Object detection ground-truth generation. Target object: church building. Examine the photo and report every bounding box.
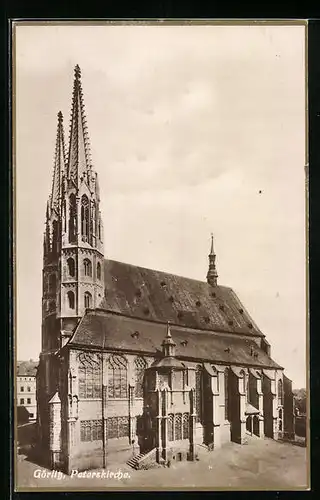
[36,65,294,474]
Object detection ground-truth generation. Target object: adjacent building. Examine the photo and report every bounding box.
[36,65,295,474]
[17,360,38,423]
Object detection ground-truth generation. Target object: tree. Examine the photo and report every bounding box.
[293,388,307,415]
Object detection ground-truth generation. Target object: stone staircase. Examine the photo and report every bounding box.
[126,452,147,469]
[126,448,158,470]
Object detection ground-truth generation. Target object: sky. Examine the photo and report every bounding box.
[15,23,307,388]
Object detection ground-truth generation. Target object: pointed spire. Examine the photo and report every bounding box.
[67,65,92,186]
[207,233,218,287]
[51,111,66,212]
[162,321,176,357]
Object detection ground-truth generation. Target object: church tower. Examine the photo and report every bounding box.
[38,66,105,454]
[41,64,105,359]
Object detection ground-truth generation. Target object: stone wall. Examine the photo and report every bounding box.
[53,346,285,473]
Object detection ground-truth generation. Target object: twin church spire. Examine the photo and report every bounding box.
[42,65,104,333]
[50,111,66,214]
[46,65,218,289]
[49,64,94,213]
[45,64,103,255]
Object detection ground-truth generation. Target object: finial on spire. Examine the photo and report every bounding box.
[57,111,63,123]
[166,321,172,338]
[74,64,81,80]
[207,233,218,287]
[210,233,214,255]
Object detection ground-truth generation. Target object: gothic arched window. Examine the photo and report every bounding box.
[67,291,75,309]
[182,413,189,439]
[63,199,67,233]
[168,414,174,441]
[195,366,203,423]
[97,262,101,280]
[107,355,128,399]
[134,357,147,398]
[81,195,90,241]
[67,257,75,277]
[278,379,283,406]
[175,413,182,440]
[91,200,96,238]
[83,258,92,277]
[79,358,102,399]
[69,194,77,243]
[84,291,92,309]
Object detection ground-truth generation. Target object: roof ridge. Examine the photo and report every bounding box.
[105,258,232,290]
[86,307,264,338]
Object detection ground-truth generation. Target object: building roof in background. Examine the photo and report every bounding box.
[102,259,263,337]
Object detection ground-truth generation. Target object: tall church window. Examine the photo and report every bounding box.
[97,262,101,280]
[107,355,128,399]
[134,356,147,398]
[83,258,92,277]
[278,410,283,432]
[168,414,174,441]
[84,291,92,309]
[182,413,189,439]
[248,373,259,409]
[81,195,90,241]
[278,379,283,406]
[68,194,77,243]
[224,368,229,421]
[67,291,75,309]
[195,366,203,423]
[67,257,75,277]
[91,200,96,239]
[79,358,102,399]
[175,413,182,440]
[63,199,66,233]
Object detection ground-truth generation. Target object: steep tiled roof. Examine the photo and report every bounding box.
[69,310,282,370]
[17,360,38,377]
[102,259,262,337]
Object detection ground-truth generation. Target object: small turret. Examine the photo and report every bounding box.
[206,233,218,287]
[162,322,176,357]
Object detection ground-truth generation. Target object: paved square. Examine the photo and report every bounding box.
[16,436,308,491]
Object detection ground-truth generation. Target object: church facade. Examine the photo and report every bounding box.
[36,66,294,474]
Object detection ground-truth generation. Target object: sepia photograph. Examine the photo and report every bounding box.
[13,20,308,491]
